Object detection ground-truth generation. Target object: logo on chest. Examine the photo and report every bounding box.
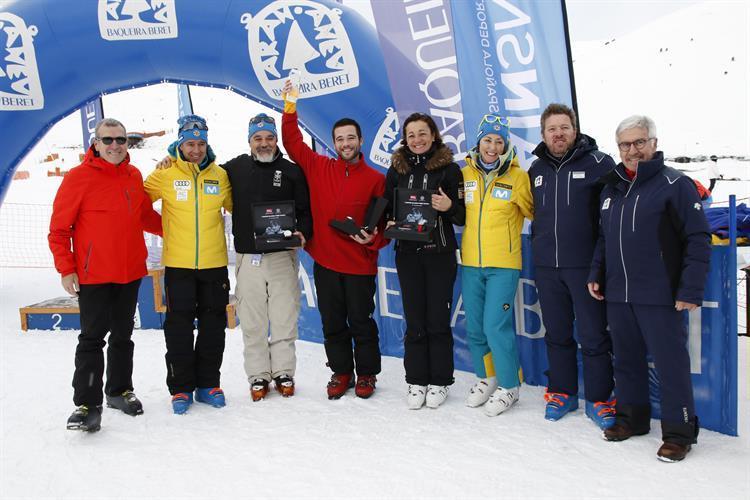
[273,170,282,187]
[491,182,512,200]
[602,198,611,210]
[204,179,219,195]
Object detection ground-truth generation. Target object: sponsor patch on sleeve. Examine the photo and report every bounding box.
[602,197,611,210]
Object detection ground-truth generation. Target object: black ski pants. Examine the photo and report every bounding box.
[396,251,456,386]
[73,279,141,406]
[163,267,229,395]
[313,263,381,376]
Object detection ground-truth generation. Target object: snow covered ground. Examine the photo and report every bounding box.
[1,266,748,499]
[2,1,750,498]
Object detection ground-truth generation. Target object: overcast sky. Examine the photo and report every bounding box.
[344,0,703,42]
[565,0,701,41]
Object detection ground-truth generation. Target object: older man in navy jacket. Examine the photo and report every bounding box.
[528,104,616,429]
[588,115,711,462]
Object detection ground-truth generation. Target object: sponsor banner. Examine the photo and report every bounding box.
[0,11,44,111]
[240,0,359,101]
[98,0,178,41]
[79,98,103,149]
[306,238,739,435]
[370,1,466,166]
[450,0,574,168]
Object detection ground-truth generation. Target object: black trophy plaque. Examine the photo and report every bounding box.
[384,188,437,242]
[329,197,388,236]
[252,200,301,251]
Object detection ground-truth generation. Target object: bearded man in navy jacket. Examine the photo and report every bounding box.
[587,115,710,463]
[528,104,616,429]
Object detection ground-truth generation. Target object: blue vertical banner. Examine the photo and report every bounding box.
[370,0,467,165]
[176,84,193,117]
[450,0,574,167]
[79,97,103,149]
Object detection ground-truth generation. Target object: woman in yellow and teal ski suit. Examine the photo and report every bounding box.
[461,115,533,416]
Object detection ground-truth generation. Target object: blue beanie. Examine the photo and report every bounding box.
[476,114,510,146]
[248,113,277,140]
[177,114,208,145]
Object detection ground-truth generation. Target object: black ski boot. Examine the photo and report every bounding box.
[106,390,144,416]
[66,405,102,432]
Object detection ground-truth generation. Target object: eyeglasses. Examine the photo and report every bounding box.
[249,115,275,125]
[481,114,510,127]
[97,136,127,145]
[617,138,653,152]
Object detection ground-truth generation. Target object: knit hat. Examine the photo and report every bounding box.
[476,114,510,146]
[248,113,277,140]
[177,114,208,145]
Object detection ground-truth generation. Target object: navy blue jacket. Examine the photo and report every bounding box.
[588,152,711,306]
[528,134,615,268]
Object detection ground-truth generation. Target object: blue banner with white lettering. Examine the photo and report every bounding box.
[78,97,103,149]
[296,238,738,436]
[450,0,574,167]
[370,1,467,166]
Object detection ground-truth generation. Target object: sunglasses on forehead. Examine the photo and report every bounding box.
[481,114,510,127]
[249,115,275,125]
[179,121,208,132]
[97,136,127,145]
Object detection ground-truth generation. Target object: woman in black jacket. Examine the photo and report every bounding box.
[384,112,465,409]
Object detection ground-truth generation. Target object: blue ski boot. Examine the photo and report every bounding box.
[195,387,226,408]
[544,391,579,421]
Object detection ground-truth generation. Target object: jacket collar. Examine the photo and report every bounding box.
[466,146,517,179]
[390,144,454,175]
[602,151,665,190]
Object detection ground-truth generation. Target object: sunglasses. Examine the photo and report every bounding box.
[97,136,127,145]
[481,114,510,127]
[249,115,275,125]
[179,121,208,132]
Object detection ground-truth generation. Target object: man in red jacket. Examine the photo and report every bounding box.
[281,81,387,399]
[49,118,162,432]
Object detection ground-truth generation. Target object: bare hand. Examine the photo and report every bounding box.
[386,220,396,229]
[351,226,378,245]
[155,156,171,170]
[675,300,698,311]
[293,230,306,248]
[431,187,452,212]
[62,273,79,296]
[587,282,604,301]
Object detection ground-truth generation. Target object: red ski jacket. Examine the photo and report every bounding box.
[48,146,162,284]
[282,111,386,275]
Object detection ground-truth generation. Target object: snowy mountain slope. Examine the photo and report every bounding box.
[572,1,749,158]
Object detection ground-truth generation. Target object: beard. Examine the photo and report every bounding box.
[255,151,275,163]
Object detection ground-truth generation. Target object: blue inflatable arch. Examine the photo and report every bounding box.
[0,0,396,203]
